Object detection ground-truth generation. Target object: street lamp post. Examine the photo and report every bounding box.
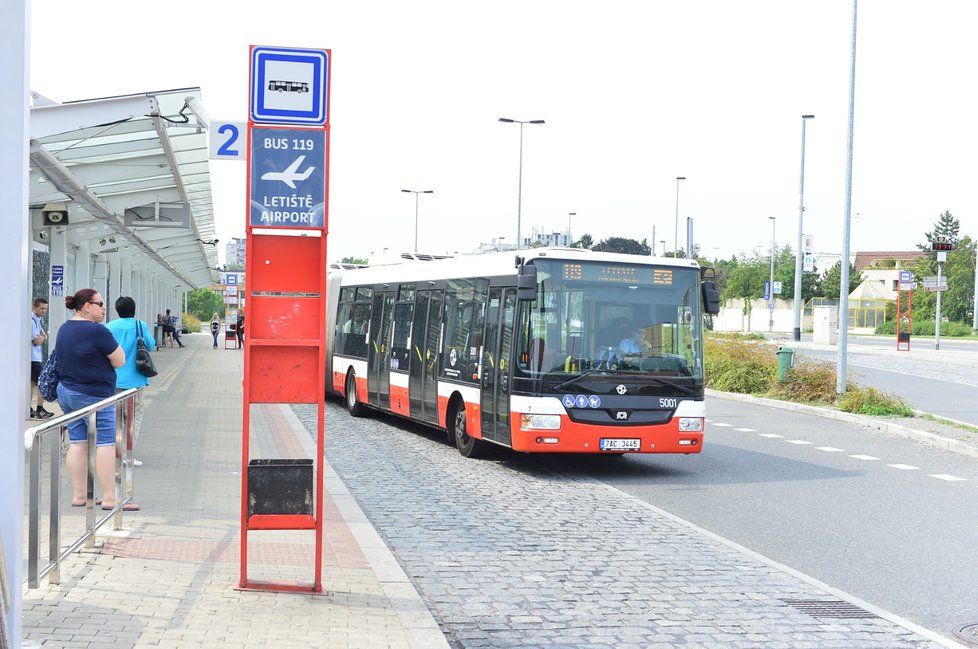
[769,217,776,332]
[793,114,815,342]
[837,0,858,395]
[674,176,686,256]
[401,189,434,254]
[499,118,545,250]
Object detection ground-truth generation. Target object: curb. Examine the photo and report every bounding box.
[785,341,978,369]
[706,389,978,461]
[279,405,451,649]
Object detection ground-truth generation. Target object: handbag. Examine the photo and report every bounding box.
[135,321,158,378]
[37,349,60,402]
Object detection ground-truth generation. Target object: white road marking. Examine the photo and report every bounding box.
[712,423,733,427]
[816,447,845,452]
[848,455,880,461]
[887,464,919,471]
[735,427,756,432]
[928,474,967,482]
[785,440,813,445]
[758,433,783,438]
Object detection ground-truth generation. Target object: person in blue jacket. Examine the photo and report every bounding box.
[106,296,156,508]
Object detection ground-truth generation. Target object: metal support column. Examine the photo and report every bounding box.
[0,0,30,642]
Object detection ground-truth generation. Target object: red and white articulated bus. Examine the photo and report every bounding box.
[324,249,721,458]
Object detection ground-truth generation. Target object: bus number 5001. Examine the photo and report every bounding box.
[659,398,678,409]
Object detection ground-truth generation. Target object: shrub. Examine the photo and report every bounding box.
[876,319,973,337]
[182,312,202,333]
[768,358,838,405]
[707,331,767,341]
[704,338,776,394]
[838,386,913,417]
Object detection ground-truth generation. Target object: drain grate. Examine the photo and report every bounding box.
[782,599,879,619]
[954,623,978,647]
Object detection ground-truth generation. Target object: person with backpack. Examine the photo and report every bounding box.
[106,296,156,488]
[210,312,221,349]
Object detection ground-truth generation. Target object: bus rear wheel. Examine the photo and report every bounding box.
[346,373,366,417]
[453,403,486,459]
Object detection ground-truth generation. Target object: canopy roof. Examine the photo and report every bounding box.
[849,278,894,301]
[29,88,217,287]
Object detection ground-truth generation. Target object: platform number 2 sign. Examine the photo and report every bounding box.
[208,121,247,161]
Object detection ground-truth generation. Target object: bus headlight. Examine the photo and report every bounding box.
[678,417,704,432]
[521,414,561,430]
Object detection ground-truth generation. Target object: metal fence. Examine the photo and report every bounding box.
[23,388,141,589]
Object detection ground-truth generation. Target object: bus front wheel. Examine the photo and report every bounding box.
[346,373,366,417]
[453,403,486,459]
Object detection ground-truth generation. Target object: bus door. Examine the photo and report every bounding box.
[480,288,516,445]
[368,291,395,408]
[409,290,443,424]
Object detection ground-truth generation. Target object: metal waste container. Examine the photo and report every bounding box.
[776,347,794,382]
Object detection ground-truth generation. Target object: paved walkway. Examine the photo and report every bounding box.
[21,333,447,648]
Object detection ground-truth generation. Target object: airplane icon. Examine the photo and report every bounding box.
[261,155,315,189]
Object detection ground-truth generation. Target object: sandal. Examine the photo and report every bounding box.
[71,498,103,507]
[101,502,140,512]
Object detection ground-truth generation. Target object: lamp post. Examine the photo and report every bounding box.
[769,217,776,332]
[793,114,815,342]
[674,176,686,256]
[400,189,434,254]
[837,0,858,395]
[499,118,545,250]
[972,247,977,333]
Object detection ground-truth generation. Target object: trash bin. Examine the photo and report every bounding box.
[898,331,910,344]
[247,459,314,516]
[776,346,794,382]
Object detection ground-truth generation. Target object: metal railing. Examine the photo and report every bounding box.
[23,388,141,589]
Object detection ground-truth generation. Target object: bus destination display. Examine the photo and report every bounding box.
[561,263,673,286]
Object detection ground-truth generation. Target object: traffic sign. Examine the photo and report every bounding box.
[250,46,329,125]
[250,126,327,229]
[209,121,247,160]
[922,276,948,292]
[50,264,64,297]
[899,270,912,282]
[803,252,814,273]
[772,281,782,295]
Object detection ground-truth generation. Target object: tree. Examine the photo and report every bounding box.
[571,233,593,249]
[723,256,769,301]
[817,261,862,300]
[187,288,225,321]
[919,210,960,252]
[340,256,368,265]
[910,235,975,323]
[225,262,245,271]
[591,237,650,255]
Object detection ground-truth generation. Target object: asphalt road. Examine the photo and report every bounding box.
[548,398,978,638]
[796,348,978,426]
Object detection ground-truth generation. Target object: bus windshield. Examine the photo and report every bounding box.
[515,259,704,383]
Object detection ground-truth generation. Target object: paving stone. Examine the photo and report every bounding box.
[293,400,946,648]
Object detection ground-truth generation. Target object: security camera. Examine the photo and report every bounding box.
[37,230,49,241]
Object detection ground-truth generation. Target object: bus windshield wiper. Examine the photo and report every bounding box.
[640,376,697,396]
[552,368,609,392]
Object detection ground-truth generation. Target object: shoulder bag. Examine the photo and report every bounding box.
[135,321,158,378]
[37,349,60,402]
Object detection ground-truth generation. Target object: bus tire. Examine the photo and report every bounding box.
[346,373,366,417]
[452,401,487,459]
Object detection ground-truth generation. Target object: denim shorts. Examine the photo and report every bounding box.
[57,384,117,446]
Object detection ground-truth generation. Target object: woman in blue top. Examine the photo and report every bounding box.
[106,296,156,506]
[57,288,125,509]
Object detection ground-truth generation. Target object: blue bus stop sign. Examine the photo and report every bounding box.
[250,127,326,229]
[250,46,329,125]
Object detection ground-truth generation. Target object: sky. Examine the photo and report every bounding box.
[29,0,978,266]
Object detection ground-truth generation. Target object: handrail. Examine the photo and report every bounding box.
[23,388,141,589]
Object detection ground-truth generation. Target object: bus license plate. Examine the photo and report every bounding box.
[600,438,640,451]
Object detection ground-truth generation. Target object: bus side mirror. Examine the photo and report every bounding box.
[701,281,721,315]
[517,264,538,301]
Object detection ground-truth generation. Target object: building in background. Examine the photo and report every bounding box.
[225,237,246,267]
[854,250,925,294]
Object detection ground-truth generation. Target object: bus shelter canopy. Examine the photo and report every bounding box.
[28,88,217,288]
